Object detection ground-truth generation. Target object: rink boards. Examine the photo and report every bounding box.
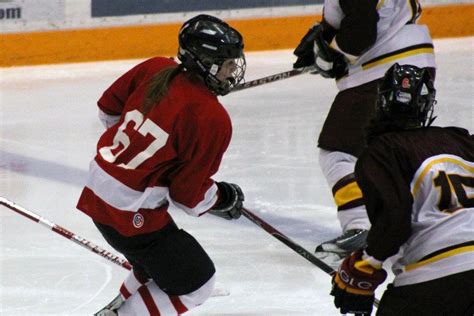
[1,1,473,66]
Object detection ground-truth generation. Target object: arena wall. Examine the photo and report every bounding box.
[1,0,473,67]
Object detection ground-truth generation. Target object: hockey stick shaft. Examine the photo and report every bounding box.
[242,207,334,274]
[232,66,315,92]
[0,196,132,270]
[241,207,380,307]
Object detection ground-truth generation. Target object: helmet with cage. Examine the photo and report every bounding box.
[376,63,436,129]
[177,14,246,95]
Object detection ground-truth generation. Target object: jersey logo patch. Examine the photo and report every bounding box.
[133,213,145,228]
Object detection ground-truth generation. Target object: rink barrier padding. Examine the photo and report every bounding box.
[90,0,320,17]
[1,3,473,67]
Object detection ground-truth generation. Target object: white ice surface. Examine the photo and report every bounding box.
[0,37,473,315]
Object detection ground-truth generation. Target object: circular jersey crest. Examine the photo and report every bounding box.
[133,213,145,228]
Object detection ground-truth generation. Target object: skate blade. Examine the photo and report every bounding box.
[314,252,344,271]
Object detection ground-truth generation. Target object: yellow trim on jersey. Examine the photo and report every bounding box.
[376,0,385,10]
[333,273,373,296]
[334,182,363,207]
[412,157,474,196]
[405,245,474,272]
[362,47,434,70]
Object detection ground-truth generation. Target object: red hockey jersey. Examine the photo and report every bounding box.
[77,57,232,236]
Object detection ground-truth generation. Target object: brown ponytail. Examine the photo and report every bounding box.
[142,64,183,114]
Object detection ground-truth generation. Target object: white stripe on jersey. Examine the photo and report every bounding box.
[85,159,217,217]
[393,245,474,286]
[86,159,168,212]
[167,184,218,217]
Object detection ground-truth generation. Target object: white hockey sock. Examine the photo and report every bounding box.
[118,274,216,316]
[120,269,150,300]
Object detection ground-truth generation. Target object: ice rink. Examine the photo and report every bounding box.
[0,37,472,315]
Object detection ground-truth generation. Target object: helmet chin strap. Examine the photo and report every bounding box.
[205,74,232,96]
[208,63,220,75]
[180,47,233,95]
[425,107,437,127]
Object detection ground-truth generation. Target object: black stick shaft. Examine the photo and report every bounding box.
[241,207,380,307]
[242,207,334,274]
[232,67,315,92]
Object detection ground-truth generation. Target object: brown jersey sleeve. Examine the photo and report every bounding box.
[333,0,379,56]
[355,136,414,260]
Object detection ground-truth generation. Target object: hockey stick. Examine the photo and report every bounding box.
[0,196,230,297]
[232,66,316,92]
[0,196,132,270]
[241,207,334,274]
[241,207,380,307]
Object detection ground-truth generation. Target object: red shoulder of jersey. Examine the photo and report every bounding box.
[143,74,232,209]
[97,57,177,115]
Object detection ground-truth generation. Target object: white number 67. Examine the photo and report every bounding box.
[99,109,169,169]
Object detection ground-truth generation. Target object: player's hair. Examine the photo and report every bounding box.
[142,65,182,114]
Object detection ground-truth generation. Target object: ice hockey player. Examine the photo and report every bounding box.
[330,63,474,315]
[76,14,246,315]
[293,0,436,267]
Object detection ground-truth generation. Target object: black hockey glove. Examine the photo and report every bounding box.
[314,27,348,79]
[293,23,321,71]
[331,250,387,315]
[208,182,244,220]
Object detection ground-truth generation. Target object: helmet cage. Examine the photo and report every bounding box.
[178,15,246,95]
[377,63,436,129]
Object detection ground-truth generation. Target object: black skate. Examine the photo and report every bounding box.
[315,229,368,270]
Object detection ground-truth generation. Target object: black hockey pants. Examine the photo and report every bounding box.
[94,220,216,296]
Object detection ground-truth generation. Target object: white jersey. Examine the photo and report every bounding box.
[392,155,474,286]
[355,127,474,287]
[324,0,436,91]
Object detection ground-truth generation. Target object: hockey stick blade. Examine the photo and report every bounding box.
[232,66,316,93]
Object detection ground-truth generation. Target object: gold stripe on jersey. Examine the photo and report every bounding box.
[361,44,434,71]
[405,245,474,272]
[412,156,474,196]
[376,0,385,10]
[332,174,364,211]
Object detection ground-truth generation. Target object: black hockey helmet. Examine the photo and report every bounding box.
[376,63,436,129]
[177,14,246,95]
